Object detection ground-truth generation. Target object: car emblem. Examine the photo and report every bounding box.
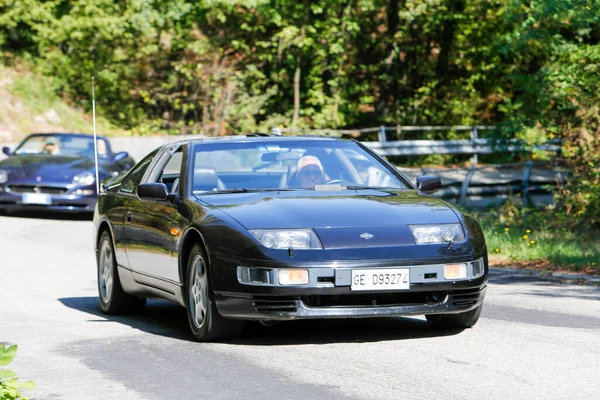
[36,176,42,182]
[360,232,374,240]
[33,186,41,193]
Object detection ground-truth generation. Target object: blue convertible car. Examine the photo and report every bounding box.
[0,133,134,213]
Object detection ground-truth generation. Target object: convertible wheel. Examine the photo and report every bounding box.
[186,244,244,342]
[426,304,483,329]
[97,231,146,314]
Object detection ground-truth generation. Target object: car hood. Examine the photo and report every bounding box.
[0,154,99,184]
[199,190,461,248]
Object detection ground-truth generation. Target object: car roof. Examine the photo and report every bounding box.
[163,133,344,149]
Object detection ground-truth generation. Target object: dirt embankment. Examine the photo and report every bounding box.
[0,64,119,147]
[1,70,71,145]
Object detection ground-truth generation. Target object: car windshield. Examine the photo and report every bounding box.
[13,135,110,159]
[191,139,408,194]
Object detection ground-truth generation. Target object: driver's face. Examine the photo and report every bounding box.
[298,165,323,188]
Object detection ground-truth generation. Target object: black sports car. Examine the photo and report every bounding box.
[0,133,134,213]
[93,134,488,341]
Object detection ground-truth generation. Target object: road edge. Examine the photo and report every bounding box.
[490,267,600,286]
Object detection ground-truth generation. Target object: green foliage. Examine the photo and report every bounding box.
[0,0,512,133]
[0,0,598,224]
[0,344,35,400]
[495,0,600,225]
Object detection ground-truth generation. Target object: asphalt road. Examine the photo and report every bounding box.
[1,213,599,400]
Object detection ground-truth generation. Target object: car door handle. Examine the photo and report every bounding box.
[125,212,133,223]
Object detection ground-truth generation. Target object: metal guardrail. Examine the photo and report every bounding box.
[414,161,570,208]
[432,161,569,207]
[276,125,567,208]
[277,125,562,164]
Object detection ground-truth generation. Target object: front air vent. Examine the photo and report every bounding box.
[301,292,432,308]
[450,288,481,306]
[54,203,89,208]
[253,297,298,313]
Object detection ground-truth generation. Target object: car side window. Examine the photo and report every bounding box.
[146,149,183,194]
[119,150,158,194]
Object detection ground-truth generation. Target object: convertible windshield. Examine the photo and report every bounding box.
[191,139,407,193]
[14,134,110,159]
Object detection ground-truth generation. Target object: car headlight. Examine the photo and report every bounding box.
[409,224,465,244]
[250,229,323,250]
[0,169,7,184]
[72,172,95,186]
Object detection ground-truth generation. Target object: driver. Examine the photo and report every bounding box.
[43,140,60,155]
[296,155,325,188]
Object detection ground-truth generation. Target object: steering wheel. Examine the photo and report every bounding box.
[325,179,349,185]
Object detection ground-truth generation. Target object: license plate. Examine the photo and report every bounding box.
[351,268,410,291]
[22,193,52,205]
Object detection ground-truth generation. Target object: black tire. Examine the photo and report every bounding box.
[185,243,244,342]
[426,304,483,329]
[97,231,146,314]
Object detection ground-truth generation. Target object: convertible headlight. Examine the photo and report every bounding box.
[0,169,7,184]
[409,224,465,244]
[72,172,95,186]
[250,229,322,250]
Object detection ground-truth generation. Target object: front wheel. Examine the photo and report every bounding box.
[185,244,244,342]
[426,304,483,329]
[97,231,146,314]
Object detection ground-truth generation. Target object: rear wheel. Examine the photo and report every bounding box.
[185,244,244,342]
[426,304,483,329]
[97,231,146,314]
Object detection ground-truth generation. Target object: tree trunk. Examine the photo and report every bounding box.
[377,0,401,117]
[292,57,301,128]
[436,0,464,78]
[292,0,310,129]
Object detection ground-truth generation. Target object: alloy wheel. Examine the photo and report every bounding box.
[189,255,209,329]
[98,240,113,303]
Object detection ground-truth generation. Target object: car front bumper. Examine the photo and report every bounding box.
[211,254,488,321]
[216,285,486,320]
[0,189,96,213]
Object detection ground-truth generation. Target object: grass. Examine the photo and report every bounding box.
[473,205,600,275]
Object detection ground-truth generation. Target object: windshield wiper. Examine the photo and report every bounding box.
[196,188,250,195]
[343,185,401,191]
[195,188,304,196]
[310,184,375,190]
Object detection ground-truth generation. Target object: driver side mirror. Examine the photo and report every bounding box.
[2,146,11,156]
[112,151,129,163]
[138,183,169,202]
[416,176,442,194]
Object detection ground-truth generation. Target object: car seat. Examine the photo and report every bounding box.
[170,177,180,194]
[193,167,226,192]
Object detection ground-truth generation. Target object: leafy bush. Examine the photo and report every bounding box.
[0,344,35,400]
